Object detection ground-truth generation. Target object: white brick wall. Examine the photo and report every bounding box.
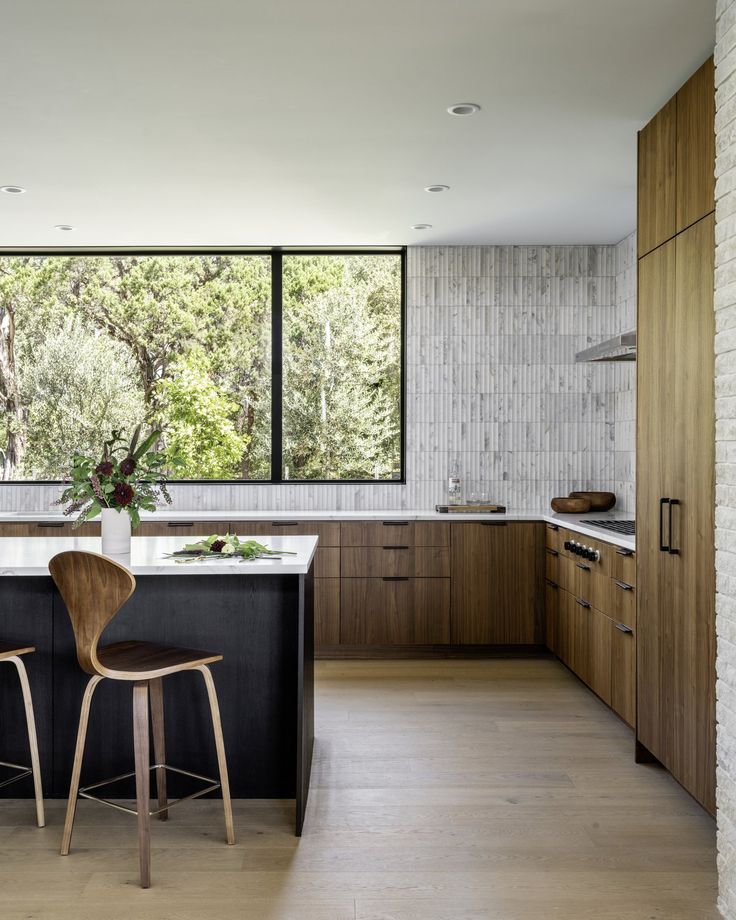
[0,244,636,514]
[717,2,736,917]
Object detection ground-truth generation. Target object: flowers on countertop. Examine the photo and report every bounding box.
[169,533,297,563]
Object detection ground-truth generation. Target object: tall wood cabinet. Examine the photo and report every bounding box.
[636,57,716,813]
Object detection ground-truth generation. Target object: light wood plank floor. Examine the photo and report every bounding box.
[0,659,719,919]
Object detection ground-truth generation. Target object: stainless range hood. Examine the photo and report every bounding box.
[575,330,636,363]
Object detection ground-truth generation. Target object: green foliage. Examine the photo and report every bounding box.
[0,253,401,483]
[156,353,249,479]
[171,533,297,562]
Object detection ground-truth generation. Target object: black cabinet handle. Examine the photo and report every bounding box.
[616,547,634,557]
[383,521,409,526]
[575,598,591,608]
[546,579,558,589]
[272,521,299,527]
[168,521,193,527]
[659,498,670,552]
[575,562,590,571]
[37,521,64,528]
[480,521,507,526]
[615,623,633,634]
[668,499,680,555]
[548,524,559,531]
[383,545,409,550]
[546,548,559,557]
[382,576,409,582]
[614,580,634,591]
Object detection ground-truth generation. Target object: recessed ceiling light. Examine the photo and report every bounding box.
[447,103,481,116]
[425,185,450,193]
[411,223,432,230]
[53,224,75,231]
[1,185,26,194]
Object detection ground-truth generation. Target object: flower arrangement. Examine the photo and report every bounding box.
[58,426,179,529]
[169,533,297,563]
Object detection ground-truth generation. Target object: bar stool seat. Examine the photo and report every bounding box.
[97,641,222,679]
[49,549,235,889]
[0,642,45,828]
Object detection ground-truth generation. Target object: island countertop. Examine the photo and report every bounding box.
[0,534,318,577]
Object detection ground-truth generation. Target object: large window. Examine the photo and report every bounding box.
[0,250,404,482]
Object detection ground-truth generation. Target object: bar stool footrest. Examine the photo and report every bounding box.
[0,760,33,790]
[79,763,221,816]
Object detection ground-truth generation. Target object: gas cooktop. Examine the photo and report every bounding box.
[588,519,635,536]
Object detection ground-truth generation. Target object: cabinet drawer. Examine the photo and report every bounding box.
[341,521,414,546]
[341,546,449,578]
[556,555,575,594]
[315,579,340,647]
[611,620,636,727]
[546,524,562,553]
[545,579,559,655]
[612,548,636,587]
[0,521,100,537]
[134,520,225,537]
[415,522,450,546]
[545,547,560,582]
[560,533,613,578]
[610,577,635,629]
[340,577,450,645]
[314,547,340,578]
[572,563,611,612]
[231,520,340,545]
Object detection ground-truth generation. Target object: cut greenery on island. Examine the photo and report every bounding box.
[167,534,298,563]
[58,426,181,528]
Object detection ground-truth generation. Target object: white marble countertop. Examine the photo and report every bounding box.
[0,509,636,551]
[0,535,318,577]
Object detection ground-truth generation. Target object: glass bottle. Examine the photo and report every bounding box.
[448,458,462,506]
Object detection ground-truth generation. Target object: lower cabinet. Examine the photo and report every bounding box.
[340,577,450,646]
[611,621,636,727]
[315,579,340,646]
[450,522,544,644]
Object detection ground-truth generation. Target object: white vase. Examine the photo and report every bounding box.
[101,508,132,555]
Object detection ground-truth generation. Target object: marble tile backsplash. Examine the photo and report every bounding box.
[0,241,636,514]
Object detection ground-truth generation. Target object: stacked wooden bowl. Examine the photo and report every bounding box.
[550,491,616,513]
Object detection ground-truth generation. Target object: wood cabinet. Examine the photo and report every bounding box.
[636,55,716,814]
[637,56,714,259]
[340,577,450,645]
[638,96,676,257]
[637,213,716,812]
[134,520,225,537]
[0,521,100,537]
[676,57,715,234]
[315,578,340,646]
[450,522,543,645]
[612,621,636,727]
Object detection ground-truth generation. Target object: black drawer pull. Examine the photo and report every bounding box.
[383,521,409,526]
[615,623,633,634]
[615,547,634,557]
[37,521,64,528]
[480,521,507,526]
[382,576,409,582]
[548,524,559,531]
[615,580,634,591]
[575,598,591,608]
[272,521,299,526]
[383,545,409,550]
[546,579,558,589]
[168,521,193,527]
[546,548,559,557]
[575,562,590,571]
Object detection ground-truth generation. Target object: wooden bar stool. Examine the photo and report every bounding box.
[0,642,44,828]
[49,550,235,888]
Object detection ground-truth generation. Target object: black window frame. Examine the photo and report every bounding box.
[0,246,406,485]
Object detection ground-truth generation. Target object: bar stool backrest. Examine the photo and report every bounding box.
[49,550,136,676]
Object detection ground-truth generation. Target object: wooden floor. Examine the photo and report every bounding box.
[0,659,719,919]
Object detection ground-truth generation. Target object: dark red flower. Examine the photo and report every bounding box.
[95,460,114,476]
[112,482,135,507]
[119,456,136,476]
[210,539,226,553]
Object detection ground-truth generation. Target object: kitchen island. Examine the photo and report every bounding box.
[0,535,316,835]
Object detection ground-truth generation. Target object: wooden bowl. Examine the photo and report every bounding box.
[551,496,591,513]
[568,491,616,512]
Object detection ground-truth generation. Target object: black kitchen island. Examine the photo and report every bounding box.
[0,535,315,834]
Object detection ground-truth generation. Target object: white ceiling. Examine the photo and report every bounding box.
[0,0,715,247]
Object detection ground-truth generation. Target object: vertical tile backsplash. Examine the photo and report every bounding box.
[0,241,636,514]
